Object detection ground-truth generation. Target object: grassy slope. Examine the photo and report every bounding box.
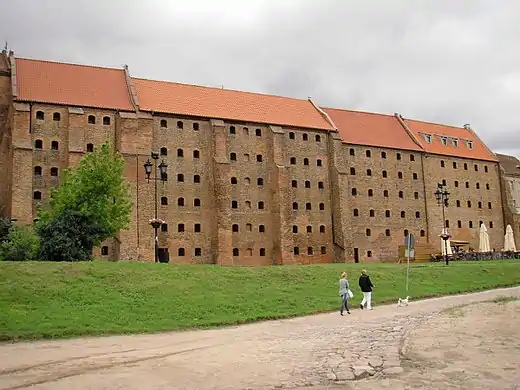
[1,260,519,341]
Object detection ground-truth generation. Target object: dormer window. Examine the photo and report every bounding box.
[451,138,459,147]
[440,136,448,146]
[467,140,473,149]
[423,134,432,144]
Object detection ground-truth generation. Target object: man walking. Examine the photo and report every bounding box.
[359,269,374,310]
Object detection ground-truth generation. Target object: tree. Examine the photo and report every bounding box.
[37,144,131,261]
[0,224,40,261]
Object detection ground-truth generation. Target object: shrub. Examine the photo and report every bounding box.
[0,225,40,261]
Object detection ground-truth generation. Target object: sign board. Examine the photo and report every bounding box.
[405,233,415,249]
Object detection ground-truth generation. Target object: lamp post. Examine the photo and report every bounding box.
[434,183,451,265]
[143,152,168,263]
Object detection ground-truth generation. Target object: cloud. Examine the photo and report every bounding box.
[1,0,518,155]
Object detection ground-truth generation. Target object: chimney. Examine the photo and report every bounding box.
[463,124,471,130]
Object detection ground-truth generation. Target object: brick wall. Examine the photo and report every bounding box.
[0,54,13,218]
[422,155,504,251]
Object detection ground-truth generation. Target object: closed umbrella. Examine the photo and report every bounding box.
[478,223,491,252]
[440,228,453,256]
[504,224,517,252]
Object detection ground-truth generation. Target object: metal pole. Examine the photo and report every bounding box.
[154,157,159,264]
[441,193,449,266]
[406,236,410,293]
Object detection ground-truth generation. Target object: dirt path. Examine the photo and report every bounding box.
[0,287,519,390]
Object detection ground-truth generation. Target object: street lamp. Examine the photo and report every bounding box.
[143,152,168,263]
[435,183,451,265]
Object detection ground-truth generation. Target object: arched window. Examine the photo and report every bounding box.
[194,198,201,207]
[177,148,184,157]
[178,248,185,256]
[230,152,236,161]
[233,248,239,256]
[34,139,43,149]
[232,224,239,232]
[292,202,298,210]
[88,115,96,124]
[229,126,236,134]
[160,119,167,128]
[290,157,296,164]
[289,132,295,139]
[36,111,44,120]
[320,225,325,233]
[303,158,309,166]
[51,141,59,150]
[177,197,185,206]
[315,134,321,142]
[193,150,200,159]
[255,128,262,137]
[103,116,110,125]
[53,112,61,121]
[160,147,168,156]
[34,166,42,176]
[177,121,183,129]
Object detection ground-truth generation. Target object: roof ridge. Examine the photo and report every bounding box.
[16,56,126,72]
[322,106,398,119]
[132,77,312,103]
[404,117,466,130]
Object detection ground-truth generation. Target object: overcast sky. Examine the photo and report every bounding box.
[1,0,519,156]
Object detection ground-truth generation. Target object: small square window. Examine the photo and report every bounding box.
[193,122,199,131]
[194,248,202,256]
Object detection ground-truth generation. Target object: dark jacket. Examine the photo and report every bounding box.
[358,274,374,292]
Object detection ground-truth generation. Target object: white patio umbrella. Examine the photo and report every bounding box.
[440,228,453,256]
[478,223,491,252]
[504,224,517,252]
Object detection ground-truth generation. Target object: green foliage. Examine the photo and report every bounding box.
[0,260,519,341]
[0,217,11,243]
[38,210,108,262]
[37,144,131,261]
[0,225,40,262]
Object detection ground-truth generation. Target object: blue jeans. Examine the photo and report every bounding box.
[341,293,349,312]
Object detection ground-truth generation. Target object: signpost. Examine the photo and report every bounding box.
[405,233,415,293]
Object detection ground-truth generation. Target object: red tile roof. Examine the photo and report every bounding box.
[323,108,423,151]
[132,78,334,130]
[14,58,134,111]
[402,118,498,162]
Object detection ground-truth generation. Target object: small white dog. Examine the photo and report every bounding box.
[397,296,410,307]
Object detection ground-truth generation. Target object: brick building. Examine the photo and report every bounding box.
[0,51,511,264]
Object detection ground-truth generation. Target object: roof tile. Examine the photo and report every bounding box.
[132,78,333,130]
[15,58,134,111]
[403,118,497,162]
[323,108,423,151]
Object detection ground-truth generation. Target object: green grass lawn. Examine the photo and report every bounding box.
[1,260,519,342]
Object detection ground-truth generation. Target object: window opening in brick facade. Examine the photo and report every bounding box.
[465,181,469,188]
[414,192,419,199]
[353,209,359,217]
[478,201,482,209]
[258,201,265,210]
[34,140,43,149]
[469,221,473,228]
[489,221,494,228]
[193,122,199,131]
[101,246,109,256]
[305,202,312,210]
[381,151,387,159]
[474,164,478,172]
[385,210,391,217]
[232,200,238,209]
[476,182,480,189]
[366,169,372,176]
[307,247,313,255]
[259,225,265,233]
[291,180,297,187]
[367,250,372,257]
[229,126,236,134]
[467,200,472,208]
[350,167,356,175]
[319,203,325,210]
[369,209,375,217]
[484,165,488,173]
[305,180,310,188]
[177,148,183,157]
[401,211,405,218]
[399,191,404,199]
[260,248,266,256]
[161,197,168,205]
[293,247,300,255]
[160,147,168,156]
[382,170,387,178]
[246,223,252,231]
[243,127,249,136]
[464,163,468,170]
[366,150,371,157]
[307,225,312,233]
[352,188,357,196]
[53,112,61,121]
[383,190,388,197]
[36,111,44,120]
[178,248,185,256]
[178,223,185,232]
[368,189,373,197]
[293,225,298,233]
[396,152,401,160]
[398,172,403,179]
[51,141,59,150]
[385,229,390,236]
[440,160,445,168]
[34,166,42,176]
[232,224,239,232]
[457,220,462,228]
[178,197,185,206]
[303,133,308,141]
[292,202,298,210]
[420,229,426,237]
[195,248,202,256]
[415,211,421,218]
[230,152,236,161]
[33,191,41,200]
[177,121,183,129]
[161,224,168,232]
[349,148,355,156]
[456,200,461,207]
[50,167,58,177]
[303,158,309,165]
[488,202,492,209]
[289,132,295,139]
[366,228,371,236]
[258,178,264,186]
[193,150,200,159]
[86,143,94,152]
[410,154,415,161]
[315,134,321,142]
[412,173,418,180]
[233,248,239,256]
[255,128,261,137]
[317,159,323,166]
[318,181,324,189]
[177,173,184,182]
[160,119,167,128]
[193,175,200,183]
[290,157,296,164]
[453,161,457,169]
[404,229,409,236]
[194,198,201,207]
[320,225,325,233]
[88,115,96,124]
[321,246,327,254]
[445,220,450,228]
[103,116,110,125]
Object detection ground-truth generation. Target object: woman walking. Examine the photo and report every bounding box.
[339,272,351,315]
[359,269,374,310]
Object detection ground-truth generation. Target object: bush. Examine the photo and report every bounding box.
[37,210,108,262]
[0,217,11,243]
[0,225,40,261]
